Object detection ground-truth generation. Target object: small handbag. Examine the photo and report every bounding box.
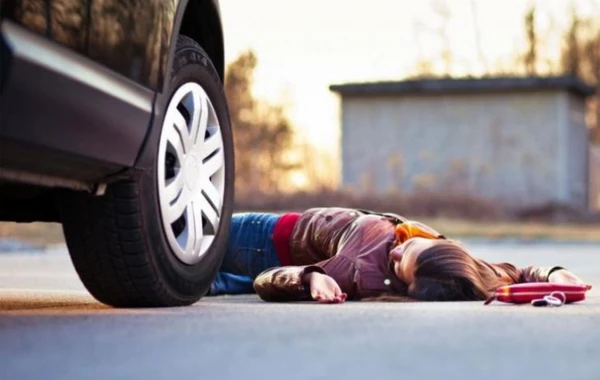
[484,283,591,305]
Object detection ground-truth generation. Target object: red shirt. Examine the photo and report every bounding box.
[272,213,301,266]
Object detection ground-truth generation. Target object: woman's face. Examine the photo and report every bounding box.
[390,237,441,284]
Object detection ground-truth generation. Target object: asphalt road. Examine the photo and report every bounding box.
[0,241,599,380]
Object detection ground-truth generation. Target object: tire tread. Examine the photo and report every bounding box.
[62,181,185,307]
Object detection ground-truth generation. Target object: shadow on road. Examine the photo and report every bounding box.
[0,291,183,316]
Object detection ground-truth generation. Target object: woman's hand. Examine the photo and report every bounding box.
[548,269,590,289]
[303,272,347,303]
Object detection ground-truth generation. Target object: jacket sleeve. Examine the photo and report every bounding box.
[253,254,359,302]
[253,265,324,302]
[517,265,565,282]
[491,262,565,284]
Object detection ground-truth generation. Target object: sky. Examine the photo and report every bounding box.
[219,0,599,162]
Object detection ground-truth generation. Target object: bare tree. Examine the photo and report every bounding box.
[408,1,453,78]
[224,51,300,195]
[432,0,453,76]
[470,0,488,74]
[558,7,600,143]
[524,6,537,75]
[562,5,581,77]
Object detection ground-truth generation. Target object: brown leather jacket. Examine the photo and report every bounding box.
[253,208,560,302]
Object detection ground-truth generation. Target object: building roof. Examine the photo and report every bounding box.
[329,76,595,98]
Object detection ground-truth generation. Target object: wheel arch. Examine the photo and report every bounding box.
[133,0,225,171]
[166,0,225,93]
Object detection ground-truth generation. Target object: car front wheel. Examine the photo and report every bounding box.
[60,36,234,307]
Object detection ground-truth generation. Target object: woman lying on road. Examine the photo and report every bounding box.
[207,208,586,303]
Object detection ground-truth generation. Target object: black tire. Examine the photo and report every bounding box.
[60,36,234,307]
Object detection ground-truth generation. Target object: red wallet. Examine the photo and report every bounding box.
[484,283,591,305]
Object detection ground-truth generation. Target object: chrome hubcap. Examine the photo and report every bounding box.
[157,82,225,265]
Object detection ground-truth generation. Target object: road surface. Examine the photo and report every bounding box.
[0,241,599,380]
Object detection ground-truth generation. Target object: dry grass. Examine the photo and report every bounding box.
[0,222,65,245]
[418,217,600,242]
[235,188,507,220]
[1,217,599,247]
[3,188,600,247]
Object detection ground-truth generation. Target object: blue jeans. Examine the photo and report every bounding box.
[208,213,281,295]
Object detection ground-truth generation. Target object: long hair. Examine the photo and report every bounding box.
[365,241,508,302]
[408,241,506,301]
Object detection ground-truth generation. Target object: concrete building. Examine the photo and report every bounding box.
[591,145,600,211]
[330,76,595,210]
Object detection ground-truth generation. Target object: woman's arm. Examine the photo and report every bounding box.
[253,255,355,302]
[302,272,347,303]
[547,268,587,286]
[253,265,323,302]
[254,215,395,302]
[492,263,584,285]
[518,265,565,283]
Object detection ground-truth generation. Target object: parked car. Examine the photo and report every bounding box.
[0,0,234,307]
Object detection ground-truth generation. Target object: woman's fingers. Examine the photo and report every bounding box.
[332,283,343,296]
[331,279,347,302]
[316,295,332,303]
[312,291,323,301]
[315,290,345,304]
[322,291,347,304]
[318,297,342,304]
[312,289,335,303]
[327,277,346,303]
[320,291,335,303]
[308,273,346,304]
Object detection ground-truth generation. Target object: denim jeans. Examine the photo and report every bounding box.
[208,213,281,295]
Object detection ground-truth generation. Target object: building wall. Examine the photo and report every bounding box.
[590,145,600,211]
[340,91,579,208]
[566,94,590,209]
